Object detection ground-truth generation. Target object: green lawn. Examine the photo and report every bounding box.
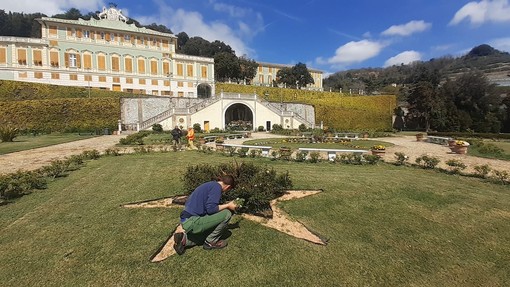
[243,137,393,150]
[1,152,509,286]
[0,133,97,155]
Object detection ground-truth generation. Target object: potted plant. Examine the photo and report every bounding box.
[370,144,386,157]
[451,140,470,154]
[415,133,424,141]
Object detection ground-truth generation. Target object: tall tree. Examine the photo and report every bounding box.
[276,63,314,89]
[407,81,443,131]
[176,32,189,51]
[238,56,258,84]
[214,52,239,82]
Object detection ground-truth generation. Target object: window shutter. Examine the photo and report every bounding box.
[0,48,6,64]
[76,53,81,68]
[76,29,82,38]
[84,54,92,69]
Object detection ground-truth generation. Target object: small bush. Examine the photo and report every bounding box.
[298,124,307,132]
[41,159,71,179]
[394,152,409,166]
[308,151,321,163]
[104,148,121,156]
[415,155,440,169]
[248,149,262,158]
[473,164,492,178]
[363,154,381,165]
[478,143,503,155]
[258,126,265,132]
[238,147,249,158]
[82,149,101,160]
[193,123,202,133]
[445,159,467,173]
[152,124,163,133]
[0,126,19,142]
[492,170,509,184]
[119,130,152,145]
[336,153,363,165]
[294,151,308,162]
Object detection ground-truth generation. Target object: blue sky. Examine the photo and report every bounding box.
[4,0,510,75]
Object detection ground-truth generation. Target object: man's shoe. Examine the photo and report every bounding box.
[203,240,228,250]
[173,232,186,255]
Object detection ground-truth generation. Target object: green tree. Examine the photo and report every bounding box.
[276,63,314,89]
[176,32,189,51]
[214,52,240,82]
[238,56,258,84]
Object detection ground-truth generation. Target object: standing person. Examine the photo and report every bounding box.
[186,126,196,150]
[171,126,182,151]
[173,175,237,255]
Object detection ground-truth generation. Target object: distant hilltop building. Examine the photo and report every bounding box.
[0,6,215,98]
[254,62,323,91]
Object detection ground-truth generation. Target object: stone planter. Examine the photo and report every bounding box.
[371,149,386,157]
[448,139,456,147]
[416,134,424,141]
[454,146,468,154]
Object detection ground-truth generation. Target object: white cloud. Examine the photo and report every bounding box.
[381,20,432,37]
[325,40,385,65]
[489,37,510,52]
[384,51,422,67]
[1,0,104,15]
[134,1,263,57]
[450,0,510,25]
[211,2,248,18]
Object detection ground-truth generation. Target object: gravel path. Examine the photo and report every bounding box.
[1,133,508,175]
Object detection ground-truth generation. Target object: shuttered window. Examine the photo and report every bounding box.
[150,60,158,75]
[49,26,57,36]
[51,73,59,79]
[50,51,59,67]
[152,79,158,86]
[34,72,43,79]
[125,57,133,73]
[139,79,146,85]
[187,65,193,77]
[0,47,6,64]
[17,49,27,65]
[201,66,207,78]
[33,50,42,66]
[76,29,82,38]
[111,56,120,71]
[162,40,169,48]
[83,54,92,69]
[177,63,183,76]
[137,58,145,74]
[98,54,106,71]
[162,61,170,75]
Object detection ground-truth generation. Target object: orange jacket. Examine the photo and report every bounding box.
[187,128,195,140]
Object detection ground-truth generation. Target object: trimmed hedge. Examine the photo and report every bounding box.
[217,83,396,131]
[0,98,120,132]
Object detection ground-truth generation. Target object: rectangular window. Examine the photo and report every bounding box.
[50,51,59,67]
[67,28,72,37]
[99,76,106,82]
[124,34,130,41]
[0,47,6,64]
[177,63,183,76]
[76,29,82,38]
[177,81,184,87]
[113,77,120,83]
[178,91,184,97]
[83,54,92,69]
[259,75,263,84]
[162,40,169,48]
[51,73,60,79]
[34,72,43,79]
[49,26,58,36]
[150,60,158,75]
[126,78,133,84]
[139,79,146,85]
[137,59,145,74]
[70,74,78,81]
[84,75,92,81]
[83,30,90,38]
[188,82,193,88]
[98,55,106,71]
[69,54,77,67]
[164,80,170,87]
[17,48,27,65]
[33,50,42,66]
[152,79,158,86]
[258,65,262,72]
[125,58,133,73]
[187,65,193,77]
[19,72,27,78]
[100,32,105,40]
[201,66,207,78]
[163,62,169,75]
[112,57,120,72]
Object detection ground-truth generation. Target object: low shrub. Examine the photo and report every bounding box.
[363,154,381,165]
[336,153,363,165]
[394,152,409,166]
[238,147,249,158]
[248,149,262,158]
[308,151,321,163]
[0,126,19,142]
[104,148,121,156]
[41,159,71,179]
[445,159,467,174]
[294,151,308,162]
[473,164,492,178]
[492,170,509,184]
[415,155,440,169]
[152,124,163,133]
[119,130,152,145]
[82,149,101,160]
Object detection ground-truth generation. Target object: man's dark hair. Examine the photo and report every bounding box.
[219,175,236,188]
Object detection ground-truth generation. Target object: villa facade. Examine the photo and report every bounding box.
[253,61,323,91]
[0,7,215,98]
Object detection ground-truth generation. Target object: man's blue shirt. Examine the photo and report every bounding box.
[183,181,221,217]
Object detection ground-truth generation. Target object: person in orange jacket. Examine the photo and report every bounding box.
[186,126,197,150]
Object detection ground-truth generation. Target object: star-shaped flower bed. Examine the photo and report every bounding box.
[123,190,327,262]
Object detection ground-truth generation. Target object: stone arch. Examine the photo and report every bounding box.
[197,83,212,98]
[224,103,253,130]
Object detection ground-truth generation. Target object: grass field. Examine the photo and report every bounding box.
[1,151,509,286]
[0,133,97,155]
